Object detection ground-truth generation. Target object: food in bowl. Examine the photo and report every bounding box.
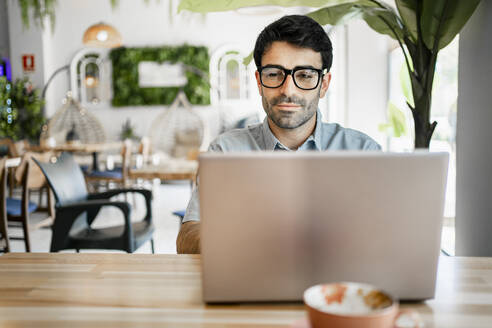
[304,282,393,315]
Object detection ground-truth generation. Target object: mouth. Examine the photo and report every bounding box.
[275,103,301,110]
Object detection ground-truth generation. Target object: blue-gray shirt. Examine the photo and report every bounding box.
[182,110,380,223]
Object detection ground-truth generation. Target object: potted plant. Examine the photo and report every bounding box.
[0,76,46,143]
[178,0,481,148]
[120,118,139,141]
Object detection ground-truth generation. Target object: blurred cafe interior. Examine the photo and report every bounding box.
[0,0,492,327]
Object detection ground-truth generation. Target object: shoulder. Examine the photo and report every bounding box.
[209,123,263,152]
[321,122,381,150]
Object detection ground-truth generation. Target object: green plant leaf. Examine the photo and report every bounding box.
[399,62,414,108]
[306,2,365,26]
[390,102,407,138]
[306,1,406,41]
[378,102,407,137]
[395,0,418,43]
[361,6,406,41]
[388,102,407,138]
[421,0,481,51]
[179,0,407,42]
[378,123,390,132]
[178,0,356,13]
[17,0,58,32]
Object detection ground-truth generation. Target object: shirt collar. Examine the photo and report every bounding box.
[311,109,323,151]
[262,117,283,151]
[262,109,323,151]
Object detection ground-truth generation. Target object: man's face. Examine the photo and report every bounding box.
[255,41,331,130]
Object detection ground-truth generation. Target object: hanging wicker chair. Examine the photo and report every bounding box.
[150,91,204,158]
[40,92,106,145]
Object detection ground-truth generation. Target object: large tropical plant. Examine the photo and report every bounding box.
[179,0,481,148]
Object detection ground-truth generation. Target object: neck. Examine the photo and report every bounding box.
[268,113,317,150]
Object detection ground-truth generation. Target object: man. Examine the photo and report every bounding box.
[177,15,380,254]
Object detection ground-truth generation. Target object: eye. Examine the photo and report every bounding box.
[296,70,316,79]
[262,69,284,79]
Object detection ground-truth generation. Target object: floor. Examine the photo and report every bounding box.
[7,182,456,255]
[7,180,191,254]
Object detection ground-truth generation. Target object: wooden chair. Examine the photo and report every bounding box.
[0,159,10,253]
[137,137,151,168]
[12,140,30,157]
[6,152,54,252]
[0,138,21,197]
[0,138,17,157]
[5,158,36,251]
[33,152,155,253]
[85,139,132,191]
[15,152,55,227]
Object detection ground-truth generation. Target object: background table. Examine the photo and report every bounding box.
[129,159,198,183]
[29,142,122,171]
[0,253,491,327]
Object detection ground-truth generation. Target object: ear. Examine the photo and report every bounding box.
[255,70,263,96]
[319,72,332,98]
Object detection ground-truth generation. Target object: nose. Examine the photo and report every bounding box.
[278,74,297,97]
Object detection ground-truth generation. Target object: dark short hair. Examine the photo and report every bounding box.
[253,15,333,71]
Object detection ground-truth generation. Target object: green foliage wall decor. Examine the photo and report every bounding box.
[110,45,210,107]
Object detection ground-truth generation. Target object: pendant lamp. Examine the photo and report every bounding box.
[82,22,122,48]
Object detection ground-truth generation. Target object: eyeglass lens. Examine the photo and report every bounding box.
[261,67,320,89]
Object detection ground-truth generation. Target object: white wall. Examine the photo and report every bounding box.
[6,0,388,144]
[455,1,492,256]
[346,20,387,146]
[25,0,305,142]
[6,0,45,88]
[0,0,9,58]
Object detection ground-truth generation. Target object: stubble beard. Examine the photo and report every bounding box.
[262,89,320,130]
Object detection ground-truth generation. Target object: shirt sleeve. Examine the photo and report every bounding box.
[363,139,382,151]
[181,142,224,223]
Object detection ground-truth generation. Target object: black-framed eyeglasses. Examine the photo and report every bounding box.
[258,65,327,90]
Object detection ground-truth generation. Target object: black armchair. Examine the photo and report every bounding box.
[33,152,155,253]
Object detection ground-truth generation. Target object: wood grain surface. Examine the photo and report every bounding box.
[28,142,123,153]
[0,253,491,327]
[129,161,197,181]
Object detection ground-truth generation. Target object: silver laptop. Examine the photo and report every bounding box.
[199,151,449,302]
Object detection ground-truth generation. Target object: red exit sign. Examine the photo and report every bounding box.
[22,54,35,72]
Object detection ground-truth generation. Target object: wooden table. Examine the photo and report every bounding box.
[29,142,122,171]
[0,253,491,327]
[29,142,122,153]
[129,159,198,182]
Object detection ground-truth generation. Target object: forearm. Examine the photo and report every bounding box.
[176,221,201,254]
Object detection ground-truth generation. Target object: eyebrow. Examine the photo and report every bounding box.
[262,64,322,70]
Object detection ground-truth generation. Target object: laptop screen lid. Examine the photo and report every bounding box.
[199,151,448,303]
